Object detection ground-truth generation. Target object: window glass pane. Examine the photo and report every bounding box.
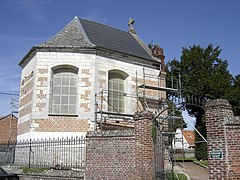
[69,105,76,114]
[69,96,76,104]
[119,82,124,92]
[62,77,69,85]
[113,81,118,90]
[53,77,61,85]
[53,96,60,104]
[52,105,60,114]
[70,87,76,95]
[119,100,124,109]
[61,96,68,104]
[62,87,69,95]
[113,99,118,108]
[53,87,60,94]
[61,105,68,114]
[70,77,77,85]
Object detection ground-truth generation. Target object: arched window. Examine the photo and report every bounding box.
[108,70,128,113]
[50,65,78,115]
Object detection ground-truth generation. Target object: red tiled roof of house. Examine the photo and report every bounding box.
[182,130,195,147]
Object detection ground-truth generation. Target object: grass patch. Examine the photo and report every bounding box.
[165,172,188,180]
[21,166,48,173]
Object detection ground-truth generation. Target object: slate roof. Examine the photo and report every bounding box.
[35,17,156,61]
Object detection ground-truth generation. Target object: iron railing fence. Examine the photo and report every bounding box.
[0,136,86,171]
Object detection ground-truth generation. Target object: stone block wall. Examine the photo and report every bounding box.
[205,99,240,179]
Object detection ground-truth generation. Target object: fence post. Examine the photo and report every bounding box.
[28,139,32,168]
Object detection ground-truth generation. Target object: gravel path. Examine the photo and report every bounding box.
[175,162,209,180]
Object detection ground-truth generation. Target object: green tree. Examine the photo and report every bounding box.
[167,44,234,160]
[228,75,240,116]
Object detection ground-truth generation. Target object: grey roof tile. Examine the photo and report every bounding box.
[79,18,154,61]
[21,17,159,66]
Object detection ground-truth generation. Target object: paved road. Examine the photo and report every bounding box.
[175,162,209,180]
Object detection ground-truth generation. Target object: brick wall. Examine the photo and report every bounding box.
[85,111,155,180]
[225,116,240,179]
[205,99,240,179]
[0,114,18,143]
[85,130,136,179]
[35,117,90,132]
[134,112,155,179]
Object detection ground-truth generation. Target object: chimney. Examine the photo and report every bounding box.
[152,45,165,71]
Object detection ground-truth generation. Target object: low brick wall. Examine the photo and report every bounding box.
[85,130,135,179]
[85,112,155,180]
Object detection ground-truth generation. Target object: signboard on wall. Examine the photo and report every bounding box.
[210,151,223,158]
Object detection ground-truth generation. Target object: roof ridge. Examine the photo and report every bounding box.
[75,17,95,47]
[130,33,160,62]
[78,17,129,35]
[37,17,94,48]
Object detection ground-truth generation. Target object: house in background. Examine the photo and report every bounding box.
[172,128,195,149]
[17,17,167,141]
[182,129,195,148]
[0,114,18,143]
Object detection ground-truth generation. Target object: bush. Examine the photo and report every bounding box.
[21,166,48,174]
[195,142,208,160]
[165,172,188,180]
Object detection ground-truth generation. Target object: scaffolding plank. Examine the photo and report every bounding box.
[96,111,134,117]
[138,84,178,92]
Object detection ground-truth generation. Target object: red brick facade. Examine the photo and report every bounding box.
[0,114,18,143]
[85,130,136,179]
[85,111,155,180]
[134,112,155,179]
[205,99,240,179]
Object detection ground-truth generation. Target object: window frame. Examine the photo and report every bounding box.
[108,70,128,113]
[49,65,78,116]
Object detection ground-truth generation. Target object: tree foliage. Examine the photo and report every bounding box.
[166,44,240,160]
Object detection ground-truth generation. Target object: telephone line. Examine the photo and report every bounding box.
[0,92,19,96]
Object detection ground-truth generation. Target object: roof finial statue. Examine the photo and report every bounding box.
[128,18,136,34]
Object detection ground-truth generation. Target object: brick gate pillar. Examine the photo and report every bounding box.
[134,111,155,180]
[205,99,234,179]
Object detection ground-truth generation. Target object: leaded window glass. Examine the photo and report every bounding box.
[108,71,126,113]
[50,68,77,115]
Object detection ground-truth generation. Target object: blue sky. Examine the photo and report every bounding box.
[0,0,239,122]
